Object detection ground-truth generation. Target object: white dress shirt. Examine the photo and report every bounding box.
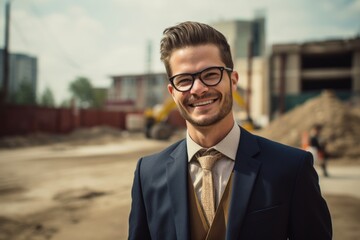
[187,123,241,208]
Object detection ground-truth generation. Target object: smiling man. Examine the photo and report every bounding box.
[128,21,332,240]
[168,44,236,147]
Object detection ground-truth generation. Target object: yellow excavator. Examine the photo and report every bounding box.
[144,98,178,140]
[232,90,255,131]
[144,90,254,140]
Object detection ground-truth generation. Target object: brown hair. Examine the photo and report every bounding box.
[160,21,233,77]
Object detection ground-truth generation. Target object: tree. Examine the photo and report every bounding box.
[10,80,36,105]
[68,77,95,108]
[39,87,56,107]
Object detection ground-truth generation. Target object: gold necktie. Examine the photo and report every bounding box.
[196,148,223,226]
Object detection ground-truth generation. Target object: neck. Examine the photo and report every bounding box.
[187,114,235,148]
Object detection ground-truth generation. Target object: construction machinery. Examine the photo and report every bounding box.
[232,90,255,131]
[144,98,178,140]
[144,90,254,140]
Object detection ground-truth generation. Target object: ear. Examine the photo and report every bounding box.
[231,71,239,92]
[167,83,175,96]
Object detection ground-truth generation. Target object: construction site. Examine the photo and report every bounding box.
[0,90,359,240]
[1,2,360,238]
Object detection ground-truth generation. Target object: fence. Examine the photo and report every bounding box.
[0,104,136,137]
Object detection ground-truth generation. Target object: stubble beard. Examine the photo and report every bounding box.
[178,90,233,127]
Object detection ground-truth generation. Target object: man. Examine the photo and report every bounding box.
[129,21,332,240]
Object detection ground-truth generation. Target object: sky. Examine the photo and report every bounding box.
[1,0,360,104]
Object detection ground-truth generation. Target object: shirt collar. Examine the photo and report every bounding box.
[187,123,241,162]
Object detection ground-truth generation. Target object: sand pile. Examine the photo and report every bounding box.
[257,91,360,159]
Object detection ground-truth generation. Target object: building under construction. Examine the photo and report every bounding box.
[269,37,360,118]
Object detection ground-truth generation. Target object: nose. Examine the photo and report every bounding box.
[190,77,208,95]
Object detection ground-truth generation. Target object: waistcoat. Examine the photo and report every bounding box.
[188,173,234,240]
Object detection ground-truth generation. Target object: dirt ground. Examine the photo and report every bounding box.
[0,132,359,240]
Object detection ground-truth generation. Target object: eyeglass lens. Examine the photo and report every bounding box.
[172,67,223,91]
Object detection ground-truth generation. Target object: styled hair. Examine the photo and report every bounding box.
[160,21,233,77]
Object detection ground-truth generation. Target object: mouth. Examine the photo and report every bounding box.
[189,98,218,107]
[191,100,214,107]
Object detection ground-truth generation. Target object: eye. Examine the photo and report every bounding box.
[202,69,221,81]
[174,75,193,86]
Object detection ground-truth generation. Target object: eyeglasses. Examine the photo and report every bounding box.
[169,66,233,92]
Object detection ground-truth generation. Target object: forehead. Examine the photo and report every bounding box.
[169,44,223,75]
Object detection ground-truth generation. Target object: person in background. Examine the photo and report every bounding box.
[128,21,332,240]
[308,124,329,177]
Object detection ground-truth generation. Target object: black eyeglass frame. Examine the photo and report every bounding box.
[168,66,233,92]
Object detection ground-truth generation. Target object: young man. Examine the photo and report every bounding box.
[129,21,332,240]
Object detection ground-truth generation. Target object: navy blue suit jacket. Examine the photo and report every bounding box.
[128,128,332,239]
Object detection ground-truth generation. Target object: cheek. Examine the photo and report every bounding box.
[171,91,186,106]
[168,85,182,104]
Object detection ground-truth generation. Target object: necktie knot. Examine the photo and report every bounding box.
[196,148,223,170]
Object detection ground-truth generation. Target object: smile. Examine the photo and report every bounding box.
[190,99,216,107]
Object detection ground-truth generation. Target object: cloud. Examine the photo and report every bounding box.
[3,0,359,104]
[8,4,141,103]
[261,0,360,43]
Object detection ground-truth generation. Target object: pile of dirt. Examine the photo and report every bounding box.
[0,126,124,149]
[257,91,360,159]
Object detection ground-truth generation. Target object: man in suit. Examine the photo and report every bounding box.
[128,21,332,240]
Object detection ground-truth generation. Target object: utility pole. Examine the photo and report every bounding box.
[246,38,253,121]
[279,53,287,115]
[1,0,11,105]
[145,40,152,73]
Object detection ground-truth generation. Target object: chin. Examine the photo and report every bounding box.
[188,114,223,127]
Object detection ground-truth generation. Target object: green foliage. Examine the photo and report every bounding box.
[68,76,107,109]
[68,76,95,108]
[10,80,36,105]
[39,87,56,107]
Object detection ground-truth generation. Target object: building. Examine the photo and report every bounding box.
[106,72,169,111]
[106,72,184,131]
[269,37,360,118]
[0,49,38,103]
[211,16,269,126]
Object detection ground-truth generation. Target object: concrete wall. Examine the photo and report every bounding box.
[353,50,360,92]
[235,57,268,126]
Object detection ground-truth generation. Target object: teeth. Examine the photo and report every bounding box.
[193,100,214,107]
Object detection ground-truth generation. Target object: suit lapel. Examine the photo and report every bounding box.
[226,128,262,240]
[166,140,189,240]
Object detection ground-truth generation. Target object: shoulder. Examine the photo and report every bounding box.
[136,139,185,170]
[142,138,186,161]
[241,127,307,158]
[256,134,307,157]
[244,129,313,167]
[243,131,315,184]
